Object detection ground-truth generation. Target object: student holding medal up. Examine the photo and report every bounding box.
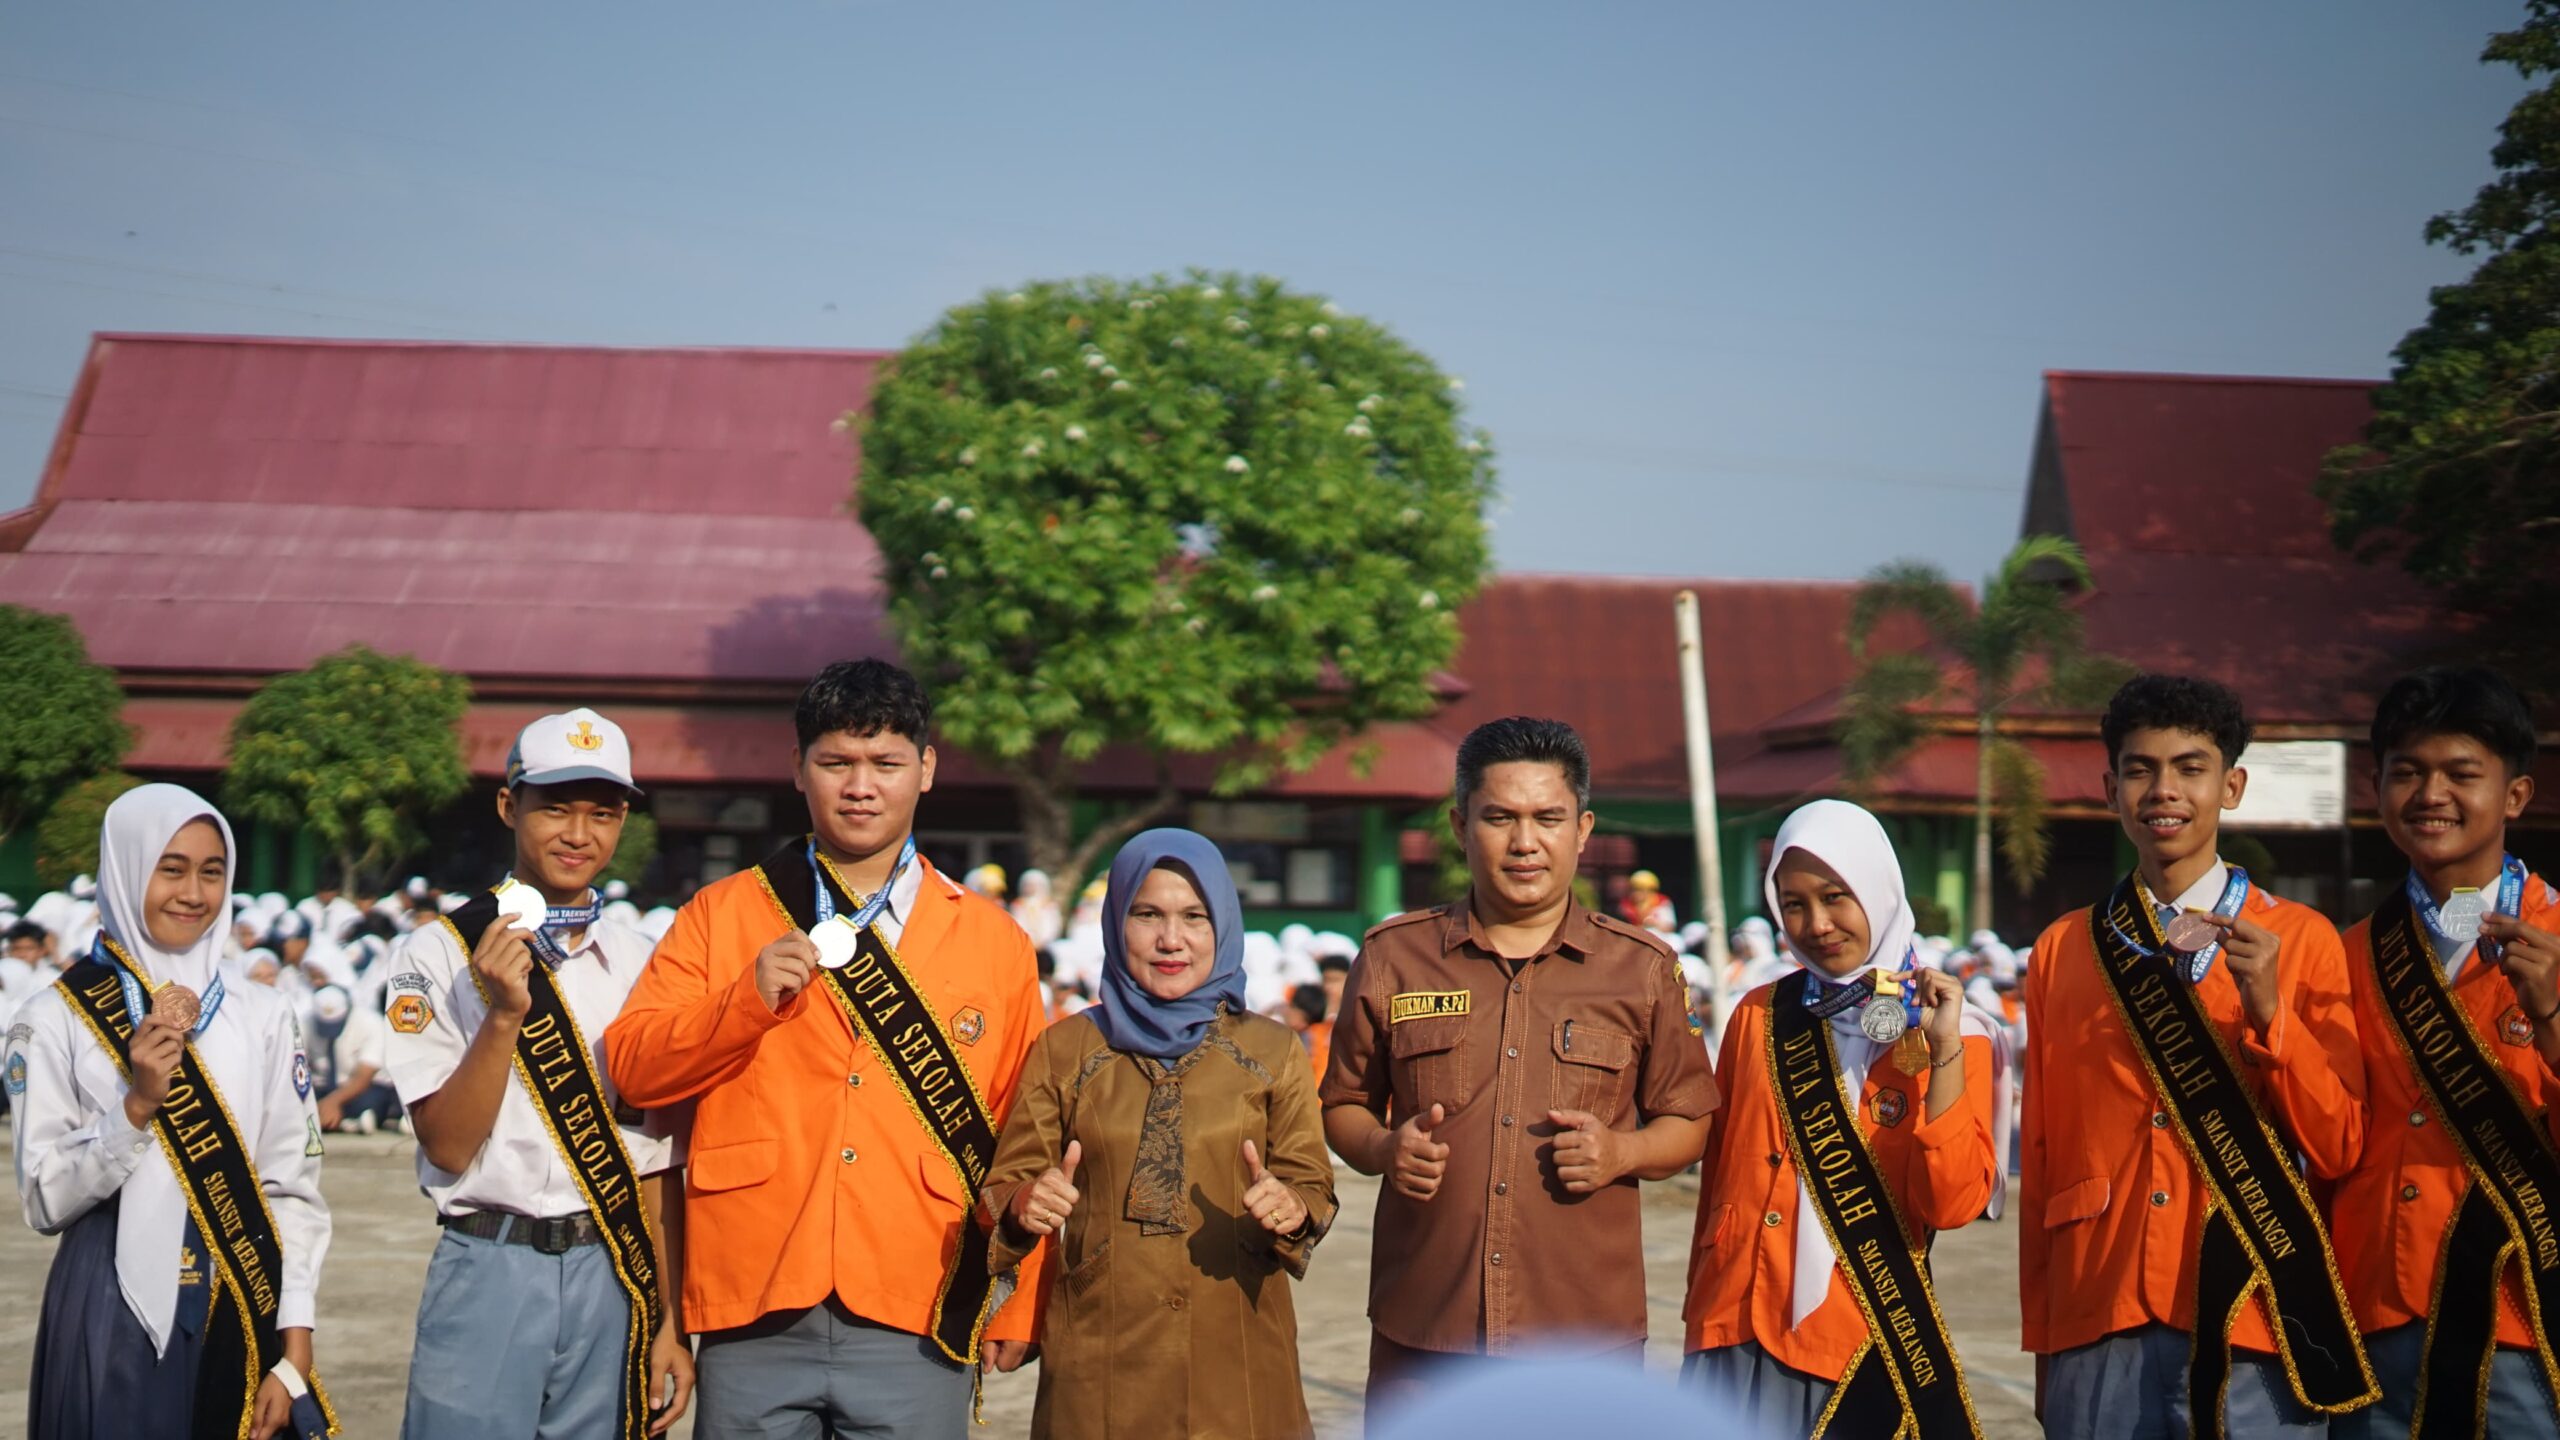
[2021,675,2376,1440]
[2330,668,2560,1440]
[381,709,690,1439]
[1680,798,1995,1440]
[10,785,336,1439]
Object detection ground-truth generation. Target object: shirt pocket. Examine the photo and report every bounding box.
[917,1152,971,1217]
[2044,1175,2109,1229]
[1390,1015,1477,1116]
[1548,1021,1637,1117]
[688,1137,777,1195]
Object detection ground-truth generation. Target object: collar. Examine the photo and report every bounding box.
[1441,893,1600,962]
[2159,860,2232,916]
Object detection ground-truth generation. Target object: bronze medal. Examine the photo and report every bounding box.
[153,983,201,1031]
[2163,912,2221,953]
[1891,1029,1930,1076]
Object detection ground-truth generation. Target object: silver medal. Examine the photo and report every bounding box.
[2438,891,2488,943]
[812,917,860,970]
[1858,995,1909,1044]
[494,878,548,936]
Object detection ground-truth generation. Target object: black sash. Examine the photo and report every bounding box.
[1769,972,1982,1440]
[61,950,342,1439]
[438,895,663,1439]
[2088,877,2376,1433]
[2369,887,2560,1438]
[751,840,1005,1366]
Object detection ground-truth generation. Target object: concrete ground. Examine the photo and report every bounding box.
[0,1125,2040,1438]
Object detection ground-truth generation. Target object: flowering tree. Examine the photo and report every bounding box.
[858,272,1494,897]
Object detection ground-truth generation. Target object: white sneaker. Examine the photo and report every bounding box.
[354,1111,377,1135]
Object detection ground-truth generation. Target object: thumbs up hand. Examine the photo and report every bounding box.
[1240,1139,1309,1236]
[1547,1109,1621,1194]
[1008,1139,1083,1238]
[1384,1102,1452,1203]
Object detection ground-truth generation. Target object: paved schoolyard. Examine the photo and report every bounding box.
[0,1124,2040,1438]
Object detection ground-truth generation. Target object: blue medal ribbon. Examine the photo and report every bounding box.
[2112,865,2252,984]
[97,934,224,1036]
[809,833,915,935]
[2406,855,2529,964]
[500,884,601,969]
[1800,945,1923,1031]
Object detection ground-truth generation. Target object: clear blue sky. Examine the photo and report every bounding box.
[0,1,2526,585]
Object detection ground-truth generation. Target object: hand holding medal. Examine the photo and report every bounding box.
[2485,911,2560,1035]
[1911,967,1966,1067]
[2193,910,2284,1034]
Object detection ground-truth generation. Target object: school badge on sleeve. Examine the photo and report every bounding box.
[2503,1005,2535,1048]
[1871,1088,1908,1128]
[5,1049,24,1098]
[953,1007,986,1045]
[389,994,432,1034]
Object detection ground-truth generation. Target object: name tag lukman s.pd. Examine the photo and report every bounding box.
[1390,990,1471,1024]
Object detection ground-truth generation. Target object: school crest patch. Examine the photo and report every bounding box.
[2503,1005,2535,1048]
[292,1049,311,1099]
[953,1007,986,1045]
[389,994,432,1035]
[1872,1088,1908,1128]
[5,1050,24,1097]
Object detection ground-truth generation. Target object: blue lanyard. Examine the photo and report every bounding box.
[2406,856,2528,958]
[2114,866,2252,984]
[96,935,223,1037]
[809,834,915,934]
[1802,945,1921,1028]
[497,883,600,969]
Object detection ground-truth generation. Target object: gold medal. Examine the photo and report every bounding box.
[1891,1030,1930,1076]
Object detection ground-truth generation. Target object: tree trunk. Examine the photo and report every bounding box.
[1009,762,1187,904]
[1972,708,1996,935]
[339,852,362,900]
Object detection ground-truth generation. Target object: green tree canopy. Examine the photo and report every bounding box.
[859,272,1494,895]
[224,646,472,895]
[2319,4,2560,693]
[0,607,130,840]
[1839,537,2131,930]
[601,808,657,892]
[35,771,146,889]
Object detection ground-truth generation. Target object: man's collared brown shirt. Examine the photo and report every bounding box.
[1319,895,1720,1355]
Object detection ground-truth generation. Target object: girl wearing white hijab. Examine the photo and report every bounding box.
[1678,799,1997,1438]
[8,784,333,1439]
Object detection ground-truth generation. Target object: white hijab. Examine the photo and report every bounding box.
[1763,798,1917,1327]
[96,783,238,1354]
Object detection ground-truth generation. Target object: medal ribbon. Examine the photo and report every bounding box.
[808,833,915,934]
[2405,855,2529,963]
[97,934,224,1036]
[2113,865,2251,984]
[513,887,602,969]
[1800,945,1923,1031]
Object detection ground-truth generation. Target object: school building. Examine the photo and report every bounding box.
[0,334,2542,936]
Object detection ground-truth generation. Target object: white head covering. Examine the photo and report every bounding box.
[94,783,238,1355]
[1762,798,1920,1327]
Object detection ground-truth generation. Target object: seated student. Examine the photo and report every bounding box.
[1682,799,1997,1439]
[2022,675,2374,1440]
[2331,668,2560,1439]
[381,710,691,1439]
[9,785,335,1439]
[303,984,399,1135]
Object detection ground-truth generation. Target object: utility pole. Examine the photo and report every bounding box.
[1675,591,1732,1032]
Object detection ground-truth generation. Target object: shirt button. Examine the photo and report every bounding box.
[2150,1191,2169,1208]
[1763,1211,1782,1227]
[1766,1153,1782,1167]
[1490,1252,1504,1266]
[840,1147,857,1165]
[2150,1112,2169,1129]
[1494,1181,1509,1196]
[1511,983,1524,994]
[2409,1110,2426,1127]
[2401,1183,2421,1202]
[1167,1295,1186,1310]
[1501,1114,1515,1127]
[850,1074,863,1088]
[1506,1047,1519,1059]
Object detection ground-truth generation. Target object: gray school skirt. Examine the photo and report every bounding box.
[28,1198,211,1440]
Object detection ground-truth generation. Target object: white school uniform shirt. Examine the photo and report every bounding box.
[6,974,332,1340]
[380,912,686,1219]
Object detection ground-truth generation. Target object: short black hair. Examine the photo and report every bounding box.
[1289,983,1329,1027]
[2371,666,2539,777]
[1317,954,1352,975]
[4,920,46,947]
[2101,674,2253,770]
[1454,716,1591,812]
[795,658,932,750]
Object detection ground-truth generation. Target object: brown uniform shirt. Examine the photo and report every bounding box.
[1319,895,1720,1354]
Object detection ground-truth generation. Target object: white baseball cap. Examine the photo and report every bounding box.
[505,708,641,794]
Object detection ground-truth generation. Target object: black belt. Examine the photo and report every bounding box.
[439,1209,605,1255]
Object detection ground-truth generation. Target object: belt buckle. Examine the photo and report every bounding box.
[533,1215,575,1255]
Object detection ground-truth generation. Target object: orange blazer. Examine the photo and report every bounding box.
[2332,873,2560,1348]
[602,855,1049,1340]
[2019,883,2366,1358]
[1682,983,1998,1380]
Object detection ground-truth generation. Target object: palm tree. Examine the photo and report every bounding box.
[1838,536,2130,932]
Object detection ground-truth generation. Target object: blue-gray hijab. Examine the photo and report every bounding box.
[1089,828,1246,1059]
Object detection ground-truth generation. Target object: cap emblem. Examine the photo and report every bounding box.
[568,721,604,752]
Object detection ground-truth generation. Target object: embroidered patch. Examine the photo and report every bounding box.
[569,720,604,751]
[388,971,433,995]
[953,1007,986,1045]
[389,994,432,1034]
[6,1021,29,1048]
[1872,1088,1907,1128]
[5,1050,24,1097]
[304,1114,325,1157]
[292,1050,311,1099]
[2503,1005,2534,1048]
[1390,990,1471,1023]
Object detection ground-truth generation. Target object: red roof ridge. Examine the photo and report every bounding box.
[90,332,895,362]
[1487,570,1865,591]
[2042,368,2378,391]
